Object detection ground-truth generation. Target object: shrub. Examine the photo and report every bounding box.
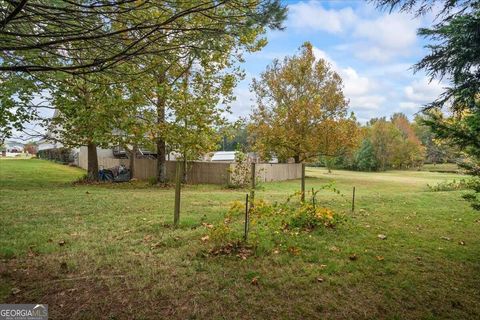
[37,148,73,163]
[205,188,342,255]
[227,150,263,189]
[427,178,475,191]
[289,205,337,230]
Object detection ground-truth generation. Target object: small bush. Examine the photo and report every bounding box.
[427,178,474,191]
[289,205,337,230]
[205,188,342,255]
[37,148,73,163]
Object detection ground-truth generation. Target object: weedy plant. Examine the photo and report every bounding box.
[226,149,264,189]
[205,184,344,256]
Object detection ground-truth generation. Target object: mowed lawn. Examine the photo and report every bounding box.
[1,159,479,319]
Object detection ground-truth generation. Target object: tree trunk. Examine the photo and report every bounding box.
[87,142,98,181]
[157,138,166,183]
[182,151,187,183]
[294,155,300,163]
[156,74,167,184]
[128,145,137,179]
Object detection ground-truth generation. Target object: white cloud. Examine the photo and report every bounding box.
[354,13,419,51]
[290,2,420,62]
[311,46,379,112]
[404,77,444,103]
[341,67,372,97]
[288,1,357,33]
[311,47,337,69]
[349,13,420,62]
[349,95,386,110]
[398,102,420,110]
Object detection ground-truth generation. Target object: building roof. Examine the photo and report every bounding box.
[211,151,236,161]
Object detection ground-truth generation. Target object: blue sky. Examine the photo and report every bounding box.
[229,0,446,123]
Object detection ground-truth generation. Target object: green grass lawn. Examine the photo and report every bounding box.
[1,159,479,319]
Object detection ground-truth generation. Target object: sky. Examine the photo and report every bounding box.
[228,0,446,123]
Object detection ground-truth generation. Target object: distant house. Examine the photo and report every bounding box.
[37,139,61,151]
[210,151,236,162]
[1,141,25,157]
[208,151,279,164]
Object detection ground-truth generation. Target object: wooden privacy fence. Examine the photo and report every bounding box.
[78,155,302,184]
[254,163,302,182]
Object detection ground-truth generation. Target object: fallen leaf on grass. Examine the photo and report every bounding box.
[319,264,327,269]
[458,241,466,246]
[316,277,324,283]
[376,256,384,261]
[11,288,21,295]
[441,236,451,241]
[201,235,210,242]
[251,277,259,286]
[349,254,358,261]
[329,246,340,252]
[377,234,387,240]
[60,262,68,271]
[143,235,154,242]
[201,223,214,229]
[288,246,301,256]
[150,242,164,249]
[236,249,250,260]
[58,240,66,246]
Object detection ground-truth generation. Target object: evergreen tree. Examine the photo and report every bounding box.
[355,139,377,171]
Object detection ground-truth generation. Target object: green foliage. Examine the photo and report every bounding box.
[427,178,475,192]
[355,139,377,171]
[219,122,249,152]
[331,114,426,172]
[37,148,73,164]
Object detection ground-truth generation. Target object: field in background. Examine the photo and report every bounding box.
[1,159,479,319]
[421,163,461,173]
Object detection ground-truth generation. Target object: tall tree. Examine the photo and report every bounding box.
[249,42,353,163]
[48,71,146,180]
[130,1,286,184]
[164,59,237,183]
[355,139,377,171]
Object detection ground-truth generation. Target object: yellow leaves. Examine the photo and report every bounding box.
[249,42,353,162]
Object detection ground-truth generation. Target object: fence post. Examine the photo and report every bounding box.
[174,160,183,227]
[312,187,315,208]
[250,162,256,209]
[351,186,356,213]
[244,194,249,241]
[301,163,306,202]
